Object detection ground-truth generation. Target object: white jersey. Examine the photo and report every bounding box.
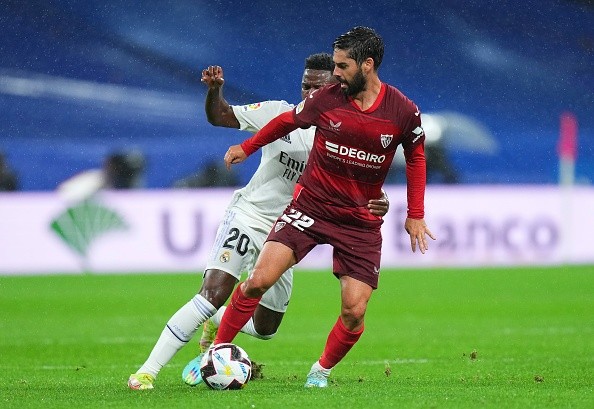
[230,100,314,230]
[204,100,314,313]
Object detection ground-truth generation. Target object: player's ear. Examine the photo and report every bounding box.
[362,57,375,73]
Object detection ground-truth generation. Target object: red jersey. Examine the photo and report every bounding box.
[242,82,426,228]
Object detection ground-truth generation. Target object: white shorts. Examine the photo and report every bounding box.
[205,203,293,313]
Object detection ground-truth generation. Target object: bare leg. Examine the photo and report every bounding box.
[199,269,238,308]
[338,276,373,331]
[253,305,284,336]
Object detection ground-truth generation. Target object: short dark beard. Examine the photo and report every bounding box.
[341,68,366,96]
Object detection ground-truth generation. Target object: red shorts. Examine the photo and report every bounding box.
[266,203,382,289]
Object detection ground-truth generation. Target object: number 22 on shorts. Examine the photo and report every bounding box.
[280,209,314,231]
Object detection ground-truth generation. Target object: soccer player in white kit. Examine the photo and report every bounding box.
[128,53,389,390]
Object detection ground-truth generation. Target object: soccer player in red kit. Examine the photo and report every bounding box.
[219,26,435,387]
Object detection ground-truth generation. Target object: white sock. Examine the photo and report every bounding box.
[211,305,276,340]
[137,294,216,377]
[310,360,331,375]
[210,305,226,327]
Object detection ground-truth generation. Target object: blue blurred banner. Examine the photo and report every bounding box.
[0,0,592,190]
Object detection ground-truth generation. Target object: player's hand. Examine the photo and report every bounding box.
[201,65,225,88]
[367,188,389,216]
[404,217,436,254]
[224,145,247,170]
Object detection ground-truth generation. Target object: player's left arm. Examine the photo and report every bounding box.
[402,112,436,253]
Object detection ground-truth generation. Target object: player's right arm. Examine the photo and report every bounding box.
[202,65,240,128]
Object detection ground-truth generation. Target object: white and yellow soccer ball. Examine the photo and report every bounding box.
[200,343,252,390]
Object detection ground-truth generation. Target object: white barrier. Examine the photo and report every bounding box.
[0,186,592,275]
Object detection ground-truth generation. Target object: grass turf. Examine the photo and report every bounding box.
[0,265,592,408]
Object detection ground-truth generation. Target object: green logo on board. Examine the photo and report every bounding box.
[50,200,128,257]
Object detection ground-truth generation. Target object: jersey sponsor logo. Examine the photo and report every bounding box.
[295,99,305,115]
[329,120,342,131]
[325,141,387,163]
[219,250,231,263]
[279,151,306,182]
[279,151,306,172]
[281,134,291,143]
[380,134,393,148]
[411,126,425,144]
[242,103,262,111]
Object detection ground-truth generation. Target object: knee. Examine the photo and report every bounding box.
[199,287,230,309]
[243,274,272,297]
[340,305,366,330]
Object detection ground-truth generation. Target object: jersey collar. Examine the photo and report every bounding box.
[348,82,386,113]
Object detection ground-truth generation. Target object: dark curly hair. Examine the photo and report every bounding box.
[304,53,334,71]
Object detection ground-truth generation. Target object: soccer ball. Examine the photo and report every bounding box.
[200,343,252,390]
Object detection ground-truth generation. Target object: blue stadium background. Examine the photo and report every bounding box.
[1,0,592,190]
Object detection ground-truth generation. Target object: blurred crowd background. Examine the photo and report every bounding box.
[0,0,592,192]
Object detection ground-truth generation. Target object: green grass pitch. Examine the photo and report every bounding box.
[1,265,592,408]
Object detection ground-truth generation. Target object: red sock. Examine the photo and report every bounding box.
[214,284,261,344]
[319,317,364,369]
